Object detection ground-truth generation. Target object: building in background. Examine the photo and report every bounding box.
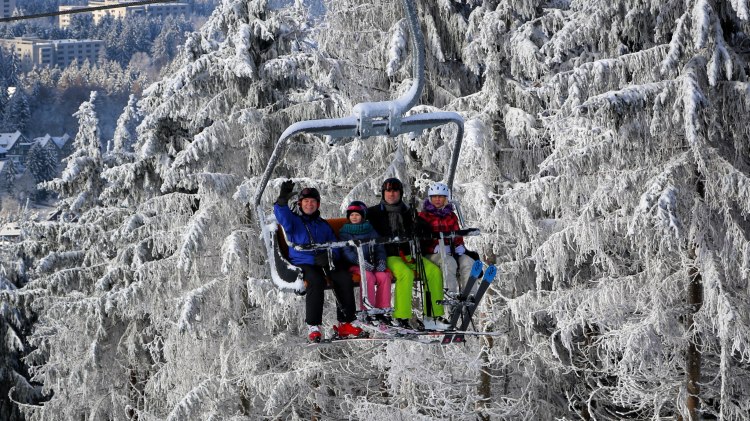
[58,5,90,28]
[1,131,72,167]
[34,134,73,160]
[0,131,28,165]
[0,37,104,68]
[58,0,190,28]
[1,0,16,19]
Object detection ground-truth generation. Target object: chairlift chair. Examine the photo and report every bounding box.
[252,0,474,302]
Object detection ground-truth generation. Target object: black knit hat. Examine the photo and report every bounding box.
[381,177,403,198]
[298,187,321,203]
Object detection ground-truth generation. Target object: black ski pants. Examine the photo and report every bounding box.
[299,264,357,326]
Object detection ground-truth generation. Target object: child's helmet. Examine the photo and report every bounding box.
[346,201,368,218]
[427,182,451,200]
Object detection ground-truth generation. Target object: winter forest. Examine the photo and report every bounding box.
[2,0,750,419]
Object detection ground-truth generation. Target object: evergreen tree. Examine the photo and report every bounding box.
[0,251,40,421]
[42,91,104,218]
[4,159,17,194]
[110,94,140,158]
[0,46,19,88]
[0,82,8,130]
[150,24,180,68]
[16,1,750,420]
[460,0,750,419]
[25,142,58,201]
[4,89,31,133]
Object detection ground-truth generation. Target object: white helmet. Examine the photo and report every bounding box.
[428,182,451,199]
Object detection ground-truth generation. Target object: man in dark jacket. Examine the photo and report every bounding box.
[274,180,363,342]
[367,178,449,330]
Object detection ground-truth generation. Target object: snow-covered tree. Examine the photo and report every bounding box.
[4,159,17,194]
[25,142,58,201]
[107,94,140,167]
[17,0,750,420]
[459,0,750,419]
[42,91,105,218]
[3,88,30,133]
[21,1,511,419]
[0,244,42,421]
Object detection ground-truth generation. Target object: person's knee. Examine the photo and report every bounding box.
[394,272,414,284]
[425,264,441,278]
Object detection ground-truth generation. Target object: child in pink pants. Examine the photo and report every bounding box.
[339,201,393,315]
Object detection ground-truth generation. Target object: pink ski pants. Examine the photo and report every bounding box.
[348,266,392,309]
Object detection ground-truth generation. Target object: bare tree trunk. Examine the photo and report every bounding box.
[478,336,493,421]
[680,172,704,421]
[127,367,139,421]
[681,252,703,421]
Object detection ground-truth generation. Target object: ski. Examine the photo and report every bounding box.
[440,259,484,328]
[444,264,497,344]
[355,319,503,345]
[306,336,390,346]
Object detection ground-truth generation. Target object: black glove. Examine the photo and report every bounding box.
[314,252,333,269]
[276,179,296,205]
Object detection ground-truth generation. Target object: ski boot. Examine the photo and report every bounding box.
[307,325,322,343]
[333,322,368,339]
[394,318,412,329]
[423,317,451,331]
[374,314,392,327]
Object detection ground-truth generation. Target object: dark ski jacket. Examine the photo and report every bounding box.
[274,203,341,266]
[338,222,386,266]
[367,201,431,257]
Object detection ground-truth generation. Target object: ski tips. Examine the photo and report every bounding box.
[482,265,497,283]
[470,259,483,277]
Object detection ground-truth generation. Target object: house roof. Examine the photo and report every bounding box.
[34,134,52,147]
[32,133,71,150]
[52,134,71,149]
[0,131,23,151]
[0,222,21,239]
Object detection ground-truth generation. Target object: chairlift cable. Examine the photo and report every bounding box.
[0,0,178,24]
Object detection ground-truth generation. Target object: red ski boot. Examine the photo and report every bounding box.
[334,322,367,339]
[307,325,322,343]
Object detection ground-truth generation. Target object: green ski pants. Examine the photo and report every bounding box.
[387,255,444,319]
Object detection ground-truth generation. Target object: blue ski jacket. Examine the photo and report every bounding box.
[274,203,341,266]
[338,222,386,266]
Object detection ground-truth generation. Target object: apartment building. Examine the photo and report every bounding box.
[0,37,104,69]
[58,5,89,28]
[58,0,190,28]
[1,0,16,19]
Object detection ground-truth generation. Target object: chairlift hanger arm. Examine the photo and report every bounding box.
[0,0,178,24]
[251,111,464,208]
[252,0,464,208]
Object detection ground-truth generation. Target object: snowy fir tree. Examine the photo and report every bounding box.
[106,94,140,167]
[4,159,18,194]
[0,243,42,421]
[2,89,30,133]
[24,143,57,201]
[42,91,105,219]
[9,0,750,420]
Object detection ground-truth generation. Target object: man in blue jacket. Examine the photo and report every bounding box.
[273,180,363,342]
